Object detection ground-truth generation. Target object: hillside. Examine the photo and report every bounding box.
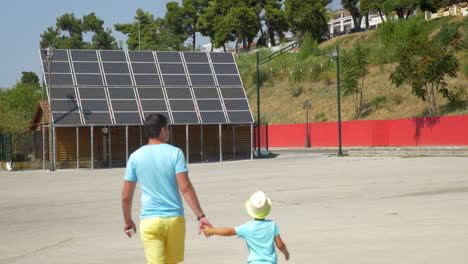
[236,15,468,125]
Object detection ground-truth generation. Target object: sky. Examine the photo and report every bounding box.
[0,0,342,89]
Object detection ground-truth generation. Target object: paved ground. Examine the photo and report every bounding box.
[1,153,468,264]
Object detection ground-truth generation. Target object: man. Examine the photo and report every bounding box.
[122,113,212,264]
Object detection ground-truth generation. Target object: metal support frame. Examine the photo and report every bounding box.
[200,126,204,161]
[52,127,56,170]
[125,126,129,164]
[233,125,236,160]
[109,126,112,168]
[91,126,94,170]
[219,124,222,162]
[186,125,189,164]
[42,125,45,170]
[76,127,79,169]
[250,123,254,160]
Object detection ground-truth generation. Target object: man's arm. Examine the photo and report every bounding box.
[122,180,137,238]
[203,227,236,237]
[275,234,290,260]
[176,172,212,233]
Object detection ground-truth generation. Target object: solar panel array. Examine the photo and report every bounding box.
[40,49,254,126]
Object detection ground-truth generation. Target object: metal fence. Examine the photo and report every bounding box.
[0,132,37,162]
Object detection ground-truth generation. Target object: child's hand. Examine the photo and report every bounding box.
[202,227,212,238]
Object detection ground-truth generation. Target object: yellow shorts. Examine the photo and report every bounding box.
[139,216,185,264]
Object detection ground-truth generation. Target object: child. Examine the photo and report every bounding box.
[203,190,289,264]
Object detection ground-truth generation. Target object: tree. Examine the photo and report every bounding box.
[225,1,260,51]
[40,13,118,49]
[115,9,187,51]
[383,0,419,19]
[341,44,369,119]
[285,0,331,41]
[390,42,460,116]
[197,1,235,51]
[263,0,290,46]
[165,0,208,51]
[342,0,364,31]
[0,72,42,133]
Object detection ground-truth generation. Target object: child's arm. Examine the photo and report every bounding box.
[203,227,237,237]
[275,234,290,261]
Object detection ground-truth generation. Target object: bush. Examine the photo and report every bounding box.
[12,152,29,162]
[314,112,328,122]
[371,96,387,106]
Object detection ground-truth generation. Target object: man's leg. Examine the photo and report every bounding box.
[165,216,186,264]
[140,217,166,264]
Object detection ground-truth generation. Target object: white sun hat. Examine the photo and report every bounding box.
[245,190,272,219]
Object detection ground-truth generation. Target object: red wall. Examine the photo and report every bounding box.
[256,115,468,147]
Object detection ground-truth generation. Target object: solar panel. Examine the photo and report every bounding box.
[50,99,80,112]
[81,100,109,112]
[140,100,168,112]
[197,99,223,111]
[105,74,132,86]
[41,49,69,61]
[52,112,82,125]
[100,50,126,62]
[111,100,139,112]
[183,52,209,63]
[220,88,247,99]
[169,100,195,111]
[190,75,215,86]
[156,52,182,63]
[209,52,235,63]
[162,75,188,86]
[134,75,161,86]
[200,112,226,123]
[216,75,242,86]
[114,112,142,125]
[73,62,101,73]
[137,88,164,99]
[193,88,219,99]
[78,88,107,99]
[102,63,129,74]
[172,112,199,124]
[224,99,250,111]
[186,64,212,74]
[108,88,136,99]
[227,111,253,123]
[41,49,254,125]
[75,74,103,86]
[83,112,112,125]
[49,87,76,99]
[129,51,155,62]
[132,63,158,74]
[159,63,185,74]
[213,64,239,74]
[70,50,98,61]
[44,74,74,86]
[42,62,71,73]
[166,88,192,99]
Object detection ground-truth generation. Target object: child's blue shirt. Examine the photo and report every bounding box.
[235,220,280,264]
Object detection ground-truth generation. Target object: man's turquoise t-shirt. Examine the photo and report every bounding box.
[235,220,280,264]
[124,143,188,219]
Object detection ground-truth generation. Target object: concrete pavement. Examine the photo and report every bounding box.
[1,153,468,263]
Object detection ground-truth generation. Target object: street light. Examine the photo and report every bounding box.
[331,45,343,156]
[46,46,56,171]
[303,99,311,148]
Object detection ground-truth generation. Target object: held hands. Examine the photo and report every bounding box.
[124,220,137,238]
[202,227,213,238]
[198,217,213,235]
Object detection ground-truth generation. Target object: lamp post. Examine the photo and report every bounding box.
[331,45,343,156]
[46,46,56,171]
[303,99,311,148]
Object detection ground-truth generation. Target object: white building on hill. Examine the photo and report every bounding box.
[328,10,386,37]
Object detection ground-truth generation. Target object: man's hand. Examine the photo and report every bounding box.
[198,217,213,235]
[124,220,137,238]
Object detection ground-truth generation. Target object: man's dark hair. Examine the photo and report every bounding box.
[144,113,167,139]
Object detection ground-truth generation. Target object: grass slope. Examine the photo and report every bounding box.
[236,16,468,124]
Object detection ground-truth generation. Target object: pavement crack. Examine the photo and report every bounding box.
[1,237,74,263]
